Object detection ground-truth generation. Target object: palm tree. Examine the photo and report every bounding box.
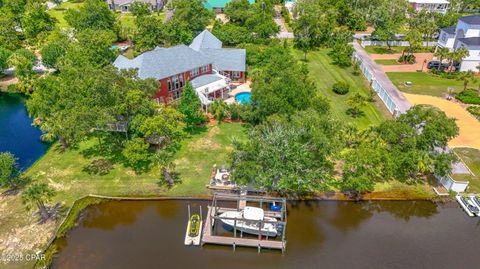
[434,47,449,64]
[458,70,475,91]
[449,47,469,73]
[346,93,368,117]
[22,183,56,222]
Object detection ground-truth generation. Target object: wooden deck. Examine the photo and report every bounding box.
[202,206,286,251]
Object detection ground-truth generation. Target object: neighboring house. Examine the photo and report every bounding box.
[113,30,246,105]
[106,0,165,12]
[408,0,449,14]
[204,0,255,13]
[437,14,480,72]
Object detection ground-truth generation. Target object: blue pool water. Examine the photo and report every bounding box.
[0,93,48,169]
[235,92,252,104]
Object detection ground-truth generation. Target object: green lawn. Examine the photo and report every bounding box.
[387,72,464,97]
[293,49,389,129]
[364,46,434,54]
[47,1,84,29]
[452,148,480,193]
[375,59,400,65]
[24,123,247,204]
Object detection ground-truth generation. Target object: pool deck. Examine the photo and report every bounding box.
[226,82,251,104]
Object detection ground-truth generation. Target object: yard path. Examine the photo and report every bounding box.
[274,5,293,39]
[370,53,434,72]
[403,93,480,150]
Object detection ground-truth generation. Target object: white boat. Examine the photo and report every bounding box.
[469,195,480,213]
[456,195,479,217]
[219,206,278,237]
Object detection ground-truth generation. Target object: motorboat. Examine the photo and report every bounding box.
[456,195,480,217]
[219,206,278,237]
[469,195,480,208]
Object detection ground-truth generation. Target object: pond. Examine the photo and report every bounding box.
[0,93,48,169]
[52,200,480,269]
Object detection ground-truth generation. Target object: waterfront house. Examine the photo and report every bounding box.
[437,14,480,72]
[113,30,246,105]
[106,0,165,12]
[204,0,255,13]
[408,0,450,14]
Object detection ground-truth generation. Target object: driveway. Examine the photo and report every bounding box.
[370,53,434,72]
[274,5,294,39]
[403,93,480,150]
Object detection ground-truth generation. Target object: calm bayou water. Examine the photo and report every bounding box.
[0,93,47,169]
[53,200,480,269]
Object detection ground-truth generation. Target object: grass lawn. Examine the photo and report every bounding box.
[293,49,389,130]
[0,123,246,269]
[452,148,480,193]
[387,72,464,97]
[375,59,400,65]
[364,46,433,54]
[47,1,84,29]
[24,123,247,204]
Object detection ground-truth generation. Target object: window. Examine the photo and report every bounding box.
[201,65,209,73]
[190,68,199,77]
[167,79,171,91]
[232,71,241,79]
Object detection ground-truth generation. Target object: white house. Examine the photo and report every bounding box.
[437,14,480,72]
[408,0,450,14]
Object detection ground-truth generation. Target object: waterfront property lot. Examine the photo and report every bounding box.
[403,93,480,149]
[293,49,389,130]
[25,123,247,204]
[0,123,247,269]
[388,72,464,97]
[452,148,480,193]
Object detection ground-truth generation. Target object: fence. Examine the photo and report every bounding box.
[360,41,437,47]
[352,45,411,116]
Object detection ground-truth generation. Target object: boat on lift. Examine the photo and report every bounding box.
[456,195,480,217]
[219,206,278,237]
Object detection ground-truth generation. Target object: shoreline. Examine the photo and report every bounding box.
[36,192,451,268]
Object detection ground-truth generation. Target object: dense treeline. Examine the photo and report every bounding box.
[229,46,460,195]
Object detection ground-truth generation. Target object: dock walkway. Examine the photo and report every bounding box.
[202,206,285,250]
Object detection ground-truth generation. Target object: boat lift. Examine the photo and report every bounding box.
[184,205,203,246]
[456,195,480,217]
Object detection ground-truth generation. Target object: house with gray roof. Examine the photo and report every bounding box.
[437,14,480,72]
[106,0,165,13]
[113,30,246,105]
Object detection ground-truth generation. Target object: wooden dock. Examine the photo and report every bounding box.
[201,205,286,251]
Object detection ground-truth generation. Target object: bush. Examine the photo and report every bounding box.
[398,54,415,64]
[83,159,113,175]
[467,106,480,120]
[430,69,460,79]
[332,81,350,95]
[456,89,480,104]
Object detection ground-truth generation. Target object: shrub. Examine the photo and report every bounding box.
[467,106,480,120]
[83,159,113,176]
[398,54,415,64]
[332,81,350,95]
[456,89,480,105]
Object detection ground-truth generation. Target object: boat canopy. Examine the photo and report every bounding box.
[243,206,264,221]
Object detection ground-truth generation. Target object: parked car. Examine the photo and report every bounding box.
[427,61,449,70]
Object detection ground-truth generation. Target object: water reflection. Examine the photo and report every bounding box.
[81,201,150,230]
[54,200,479,269]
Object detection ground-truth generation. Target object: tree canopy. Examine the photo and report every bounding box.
[65,0,115,31]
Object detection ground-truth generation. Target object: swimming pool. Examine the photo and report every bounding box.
[235,92,252,104]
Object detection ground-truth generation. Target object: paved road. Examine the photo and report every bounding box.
[353,42,411,114]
